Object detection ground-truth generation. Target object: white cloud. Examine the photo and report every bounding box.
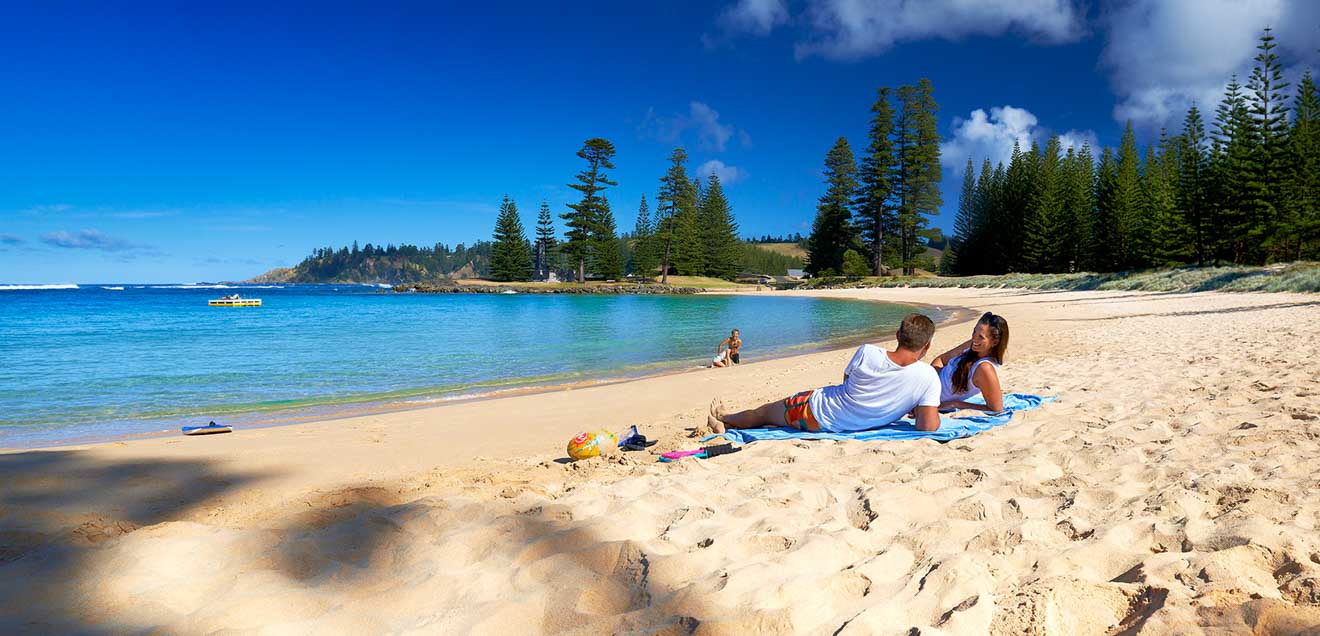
[718,0,789,35]
[203,224,273,233]
[40,229,138,252]
[1100,0,1320,131]
[941,106,1039,170]
[794,0,1085,59]
[689,102,735,152]
[20,203,72,216]
[941,106,1099,203]
[697,159,748,184]
[111,209,178,219]
[640,101,746,152]
[1057,129,1100,157]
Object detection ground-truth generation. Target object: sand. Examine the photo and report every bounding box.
[2,287,1320,634]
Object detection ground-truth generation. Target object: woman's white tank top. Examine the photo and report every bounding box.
[938,355,999,402]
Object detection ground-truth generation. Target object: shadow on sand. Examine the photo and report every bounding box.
[0,450,275,632]
[0,451,702,633]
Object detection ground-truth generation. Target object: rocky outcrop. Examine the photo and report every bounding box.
[244,267,297,284]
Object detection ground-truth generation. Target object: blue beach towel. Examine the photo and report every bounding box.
[719,393,1055,444]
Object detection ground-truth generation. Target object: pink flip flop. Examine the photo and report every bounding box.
[658,443,740,462]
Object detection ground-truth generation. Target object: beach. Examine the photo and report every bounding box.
[3,287,1319,634]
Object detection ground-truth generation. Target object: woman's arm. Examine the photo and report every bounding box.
[972,362,1004,412]
[937,364,1005,412]
[715,338,728,355]
[931,339,972,370]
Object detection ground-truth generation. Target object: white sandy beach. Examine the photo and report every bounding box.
[3,287,1320,634]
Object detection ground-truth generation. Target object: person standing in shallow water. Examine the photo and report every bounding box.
[712,329,742,368]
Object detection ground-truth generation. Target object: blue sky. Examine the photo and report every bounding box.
[2,1,1317,283]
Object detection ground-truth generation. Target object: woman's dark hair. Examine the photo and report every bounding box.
[951,312,1009,394]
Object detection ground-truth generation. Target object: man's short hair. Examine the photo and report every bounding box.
[895,313,935,351]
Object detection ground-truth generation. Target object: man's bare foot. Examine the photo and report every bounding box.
[707,397,727,434]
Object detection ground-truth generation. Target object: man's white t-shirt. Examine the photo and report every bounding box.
[808,344,941,433]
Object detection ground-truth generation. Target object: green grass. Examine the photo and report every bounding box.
[797,262,1320,294]
[661,275,759,289]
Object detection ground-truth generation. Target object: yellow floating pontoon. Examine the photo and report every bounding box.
[208,297,262,307]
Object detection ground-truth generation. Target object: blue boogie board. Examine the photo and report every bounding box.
[182,421,232,436]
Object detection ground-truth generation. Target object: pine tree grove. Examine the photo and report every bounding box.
[807,137,860,275]
[655,149,698,283]
[533,201,557,280]
[562,138,618,282]
[630,195,658,278]
[943,30,1320,275]
[490,195,533,281]
[857,86,898,275]
[592,197,624,280]
[698,174,740,279]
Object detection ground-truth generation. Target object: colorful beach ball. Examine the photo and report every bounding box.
[567,430,617,460]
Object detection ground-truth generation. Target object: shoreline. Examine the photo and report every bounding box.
[6,287,1319,632]
[1,295,972,452]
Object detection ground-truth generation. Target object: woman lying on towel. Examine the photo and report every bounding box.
[932,311,1009,413]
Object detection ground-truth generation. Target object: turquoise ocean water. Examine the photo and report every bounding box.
[0,284,926,448]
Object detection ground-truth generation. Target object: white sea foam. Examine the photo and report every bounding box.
[0,284,79,291]
[400,392,495,405]
[101,286,125,291]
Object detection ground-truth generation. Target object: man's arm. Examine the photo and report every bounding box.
[914,369,943,431]
[913,405,940,432]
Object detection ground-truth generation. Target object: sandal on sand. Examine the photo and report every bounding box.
[703,443,739,457]
[618,426,658,451]
[658,443,741,462]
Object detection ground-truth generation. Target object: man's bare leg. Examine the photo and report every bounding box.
[708,397,787,434]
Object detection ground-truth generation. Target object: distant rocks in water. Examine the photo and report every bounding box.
[394,283,702,295]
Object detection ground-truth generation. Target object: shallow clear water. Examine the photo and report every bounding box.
[0,284,924,447]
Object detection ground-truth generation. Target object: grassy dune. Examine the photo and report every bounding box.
[803,262,1320,294]
[758,242,808,260]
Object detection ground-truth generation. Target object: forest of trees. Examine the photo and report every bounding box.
[748,233,804,244]
[806,79,944,277]
[484,141,749,282]
[287,241,494,283]
[946,29,1319,275]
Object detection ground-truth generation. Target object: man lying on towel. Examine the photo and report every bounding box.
[708,313,942,434]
